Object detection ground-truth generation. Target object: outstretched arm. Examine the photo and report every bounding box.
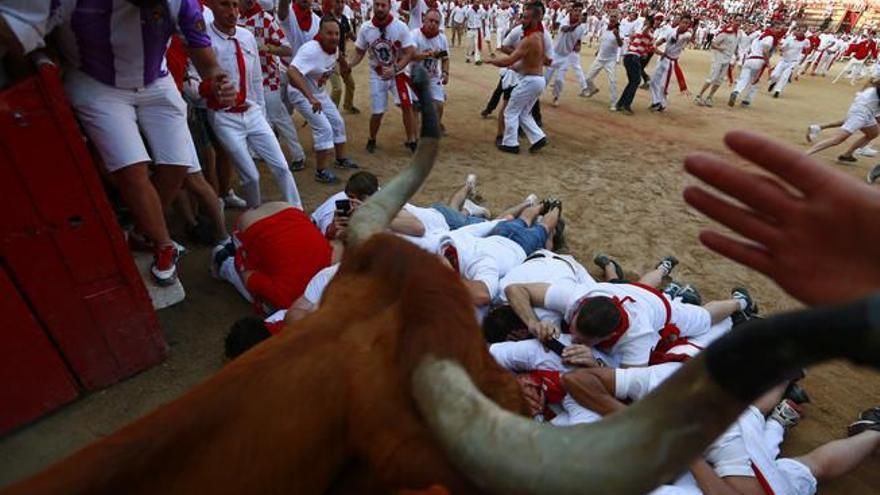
[683,130,880,306]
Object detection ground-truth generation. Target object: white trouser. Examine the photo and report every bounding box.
[496,23,509,47]
[502,75,546,147]
[833,58,866,84]
[770,59,798,93]
[584,57,618,106]
[219,257,253,303]
[264,88,305,162]
[816,51,837,75]
[649,56,675,106]
[548,52,588,99]
[466,28,482,61]
[289,87,347,151]
[734,58,766,103]
[209,107,302,209]
[544,55,568,98]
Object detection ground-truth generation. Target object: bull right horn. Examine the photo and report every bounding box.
[347,65,441,248]
[412,295,880,495]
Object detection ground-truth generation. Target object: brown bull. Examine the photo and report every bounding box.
[5,66,880,495]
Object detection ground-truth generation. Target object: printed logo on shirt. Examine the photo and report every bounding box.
[372,38,397,66]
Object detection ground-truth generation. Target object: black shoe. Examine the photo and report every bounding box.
[847,419,880,437]
[552,218,566,251]
[773,91,780,98]
[783,382,811,405]
[481,109,492,118]
[529,137,548,153]
[677,284,703,306]
[405,141,418,153]
[594,254,625,280]
[496,144,520,154]
[858,406,880,423]
[732,286,758,317]
[335,157,360,169]
[495,135,503,147]
[838,154,858,163]
[656,256,679,275]
[768,82,776,92]
[289,159,306,172]
[366,139,377,153]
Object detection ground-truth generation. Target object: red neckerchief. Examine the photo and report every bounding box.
[372,12,393,29]
[568,295,634,352]
[795,34,806,41]
[523,22,544,37]
[321,0,333,15]
[293,2,313,32]
[421,26,439,38]
[719,22,737,34]
[241,1,262,18]
[313,34,337,54]
[442,243,460,273]
[759,28,779,46]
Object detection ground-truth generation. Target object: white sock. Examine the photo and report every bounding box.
[736,298,748,310]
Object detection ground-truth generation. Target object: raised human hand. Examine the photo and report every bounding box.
[683,130,880,305]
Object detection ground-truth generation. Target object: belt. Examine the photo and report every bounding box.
[524,252,576,275]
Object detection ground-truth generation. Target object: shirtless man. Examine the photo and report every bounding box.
[488,1,547,154]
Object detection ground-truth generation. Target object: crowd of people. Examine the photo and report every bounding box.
[2,0,880,493]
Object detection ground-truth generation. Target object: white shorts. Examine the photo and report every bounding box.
[842,104,879,133]
[776,458,817,495]
[369,73,416,114]
[670,299,712,340]
[614,362,680,401]
[427,78,446,102]
[288,88,347,151]
[707,425,753,478]
[63,70,197,172]
[707,60,731,86]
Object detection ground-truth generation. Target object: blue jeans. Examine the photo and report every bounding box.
[490,219,547,256]
[431,203,486,230]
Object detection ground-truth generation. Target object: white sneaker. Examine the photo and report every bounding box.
[857,146,879,157]
[704,96,714,107]
[465,173,477,191]
[524,193,539,206]
[462,199,491,218]
[806,124,821,143]
[223,189,248,209]
[172,239,188,256]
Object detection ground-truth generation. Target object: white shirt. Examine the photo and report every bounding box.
[311,190,348,234]
[406,0,428,30]
[451,5,466,24]
[619,18,640,50]
[411,29,449,81]
[302,264,340,305]
[852,86,880,115]
[464,5,481,29]
[494,6,512,28]
[746,34,774,59]
[779,36,809,63]
[497,250,595,325]
[595,27,621,60]
[441,231,527,300]
[355,18,415,77]
[206,23,265,110]
[554,23,587,56]
[737,30,759,56]
[282,9,321,54]
[712,30,738,64]
[292,39,338,93]
[543,282,666,366]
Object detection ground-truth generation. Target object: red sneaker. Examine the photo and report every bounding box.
[151,244,179,286]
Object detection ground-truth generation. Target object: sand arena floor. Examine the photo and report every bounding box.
[1,36,879,493]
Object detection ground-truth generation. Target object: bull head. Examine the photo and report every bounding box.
[4,65,880,495]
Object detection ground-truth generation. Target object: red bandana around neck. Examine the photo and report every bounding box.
[421,26,439,38]
[523,23,544,37]
[795,33,806,41]
[759,29,778,45]
[569,295,634,352]
[372,13,393,29]
[293,2,313,32]
[719,22,737,34]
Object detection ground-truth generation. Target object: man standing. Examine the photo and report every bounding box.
[326,0,360,113]
[55,0,235,286]
[411,9,450,130]
[728,23,780,108]
[694,15,739,107]
[287,17,359,185]
[464,0,483,64]
[239,0,307,171]
[582,9,622,111]
[450,0,466,47]
[494,0,513,49]
[489,2,547,154]
[278,0,320,53]
[649,13,693,112]
[349,0,417,153]
[615,16,653,114]
[769,25,810,98]
[544,4,587,106]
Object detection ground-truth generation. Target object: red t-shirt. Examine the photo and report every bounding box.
[235,208,333,311]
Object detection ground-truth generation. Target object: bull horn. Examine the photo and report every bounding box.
[347,65,441,247]
[412,295,880,495]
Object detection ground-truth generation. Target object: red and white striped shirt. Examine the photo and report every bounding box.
[627,31,654,57]
[239,3,290,92]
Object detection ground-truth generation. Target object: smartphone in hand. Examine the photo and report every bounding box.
[335,199,352,217]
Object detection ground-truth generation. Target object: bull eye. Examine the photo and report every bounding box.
[68,215,84,228]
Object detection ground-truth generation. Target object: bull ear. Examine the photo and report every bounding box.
[412,295,880,495]
[347,66,441,248]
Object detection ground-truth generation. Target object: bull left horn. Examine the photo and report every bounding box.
[412,295,880,495]
[347,65,441,247]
